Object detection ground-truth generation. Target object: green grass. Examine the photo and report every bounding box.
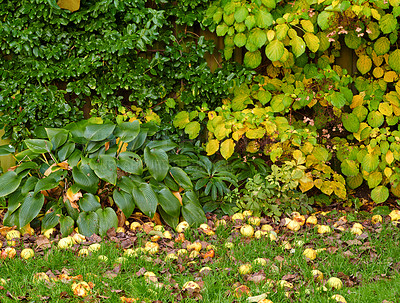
[0,212,399,302]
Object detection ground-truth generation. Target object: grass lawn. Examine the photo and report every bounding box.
[0,210,399,302]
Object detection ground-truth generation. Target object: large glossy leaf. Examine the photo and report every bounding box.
[158,207,179,230]
[0,171,22,197]
[60,215,75,237]
[19,192,45,228]
[58,142,76,162]
[144,146,169,182]
[128,130,148,151]
[64,199,79,221]
[0,144,15,156]
[147,140,177,152]
[113,189,135,218]
[114,120,140,143]
[89,155,117,185]
[118,176,135,193]
[117,152,143,175]
[72,164,99,193]
[42,207,62,230]
[361,153,379,173]
[46,128,69,150]
[77,211,99,237]
[84,123,115,141]
[24,139,53,154]
[169,167,193,190]
[34,175,62,194]
[96,207,118,236]
[64,120,88,144]
[131,182,158,218]
[181,191,206,227]
[371,186,389,203]
[157,186,181,217]
[79,193,101,212]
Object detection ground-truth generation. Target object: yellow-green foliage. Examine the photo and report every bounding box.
[174,0,400,204]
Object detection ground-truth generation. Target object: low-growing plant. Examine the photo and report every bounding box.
[0,118,206,236]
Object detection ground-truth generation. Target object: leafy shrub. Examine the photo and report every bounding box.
[0,119,206,236]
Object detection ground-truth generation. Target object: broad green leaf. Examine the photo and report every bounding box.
[255,9,273,28]
[79,193,101,212]
[146,140,177,152]
[84,123,115,142]
[114,120,140,143]
[367,171,383,188]
[34,174,61,194]
[182,191,206,227]
[216,23,229,36]
[245,15,256,30]
[77,211,99,237]
[341,159,359,177]
[72,164,99,193]
[184,121,201,139]
[24,139,53,154]
[290,36,306,57]
[244,50,262,69]
[42,207,62,230]
[275,24,289,40]
[388,49,400,73]
[157,186,181,217]
[96,207,118,236]
[257,90,271,105]
[58,142,75,162]
[344,31,362,49]
[206,139,219,155]
[371,185,389,203]
[342,113,360,133]
[249,28,267,48]
[90,155,117,185]
[45,128,69,150]
[164,174,180,192]
[158,207,179,230]
[234,6,248,23]
[169,167,193,190]
[261,0,276,8]
[301,19,314,32]
[0,171,22,197]
[313,147,329,162]
[328,91,347,108]
[361,153,380,173]
[220,139,235,160]
[367,111,384,128]
[144,146,169,182]
[346,173,363,189]
[317,11,334,30]
[303,33,320,52]
[232,94,252,111]
[357,55,372,74]
[173,112,190,129]
[374,37,391,55]
[234,33,247,47]
[117,152,143,175]
[113,190,135,218]
[60,215,75,237]
[317,32,330,52]
[19,192,44,228]
[131,182,158,218]
[0,144,14,156]
[379,14,397,34]
[265,40,284,62]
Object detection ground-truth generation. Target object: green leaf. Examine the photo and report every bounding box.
[245,15,256,30]
[341,159,359,177]
[0,144,14,156]
[19,192,44,228]
[346,173,363,189]
[34,175,61,194]
[290,36,306,57]
[60,215,75,237]
[58,142,76,162]
[356,55,372,74]
[234,6,248,23]
[181,191,206,227]
[344,31,362,49]
[173,112,190,129]
[144,146,169,182]
[146,140,177,152]
[117,152,143,175]
[89,155,117,185]
[275,24,289,40]
[388,49,400,73]
[0,171,22,197]
[367,171,383,188]
[45,128,69,150]
[374,37,391,55]
[24,139,53,154]
[249,28,267,49]
[255,9,273,28]
[114,120,140,143]
[317,11,334,30]
[72,164,99,193]
[79,193,101,212]
[157,186,181,217]
[84,123,115,142]
[169,167,193,190]
[313,147,329,162]
[342,113,360,133]
[42,207,62,230]
[184,121,201,139]
[361,153,380,173]
[164,174,180,192]
[261,0,276,8]
[234,33,247,47]
[328,91,347,108]
[113,190,135,218]
[131,182,158,218]
[77,211,99,237]
[265,40,284,62]
[244,50,262,69]
[158,207,179,230]
[303,33,320,52]
[232,94,252,111]
[96,207,118,237]
[379,14,397,34]
[216,23,229,36]
[371,185,389,203]
[257,90,271,105]
[367,111,384,128]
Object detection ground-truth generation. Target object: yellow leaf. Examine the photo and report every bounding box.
[372,52,384,66]
[320,181,334,195]
[379,102,393,116]
[386,150,394,164]
[384,71,399,82]
[116,138,128,153]
[246,141,260,153]
[300,141,314,154]
[232,127,247,141]
[220,139,235,160]
[371,8,381,20]
[205,139,219,156]
[384,167,393,178]
[373,67,384,78]
[350,94,365,109]
[246,127,265,139]
[214,124,228,140]
[299,173,314,192]
[293,150,306,165]
[57,0,80,12]
[267,30,275,42]
[300,20,314,32]
[303,32,320,53]
[396,81,400,95]
[356,55,372,75]
[314,178,323,189]
[332,181,346,199]
[64,188,82,209]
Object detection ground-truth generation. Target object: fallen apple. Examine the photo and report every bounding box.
[88,243,101,252]
[20,248,34,260]
[71,281,91,297]
[317,225,331,234]
[277,280,293,289]
[248,216,261,226]
[253,257,267,266]
[389,209,400,221]
[189,250,200,258]
[303,248,317,260]
[215,219,227,227]
[238,263,252,275]
[371,215,382,224]
[6,230,21,240]
[286,219,301,231]
[311,269,323,282]
[72,233,86,244]
[326,277,343,290]
[130,222,142,231]
[144,242,159,254]
[182,281,200,292]
[153,225,164,232]
[254,230,268,239]
[144,271,158,283]
[163,231,172,239]
[176,221,190,233]
[232,212,244,221]
[3,247,16,259]
[123,249,137,258]
[33,272,50,283]
[78,249,89,257]
[98,255,108,261]
[306,215,318,225]
[261,224,273,232]
[240,224,254,237]
[42,228,55,239]
[242,210,253,217]
[331,294,347,302]
[58,237,74,250]
[187,242,202,252]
